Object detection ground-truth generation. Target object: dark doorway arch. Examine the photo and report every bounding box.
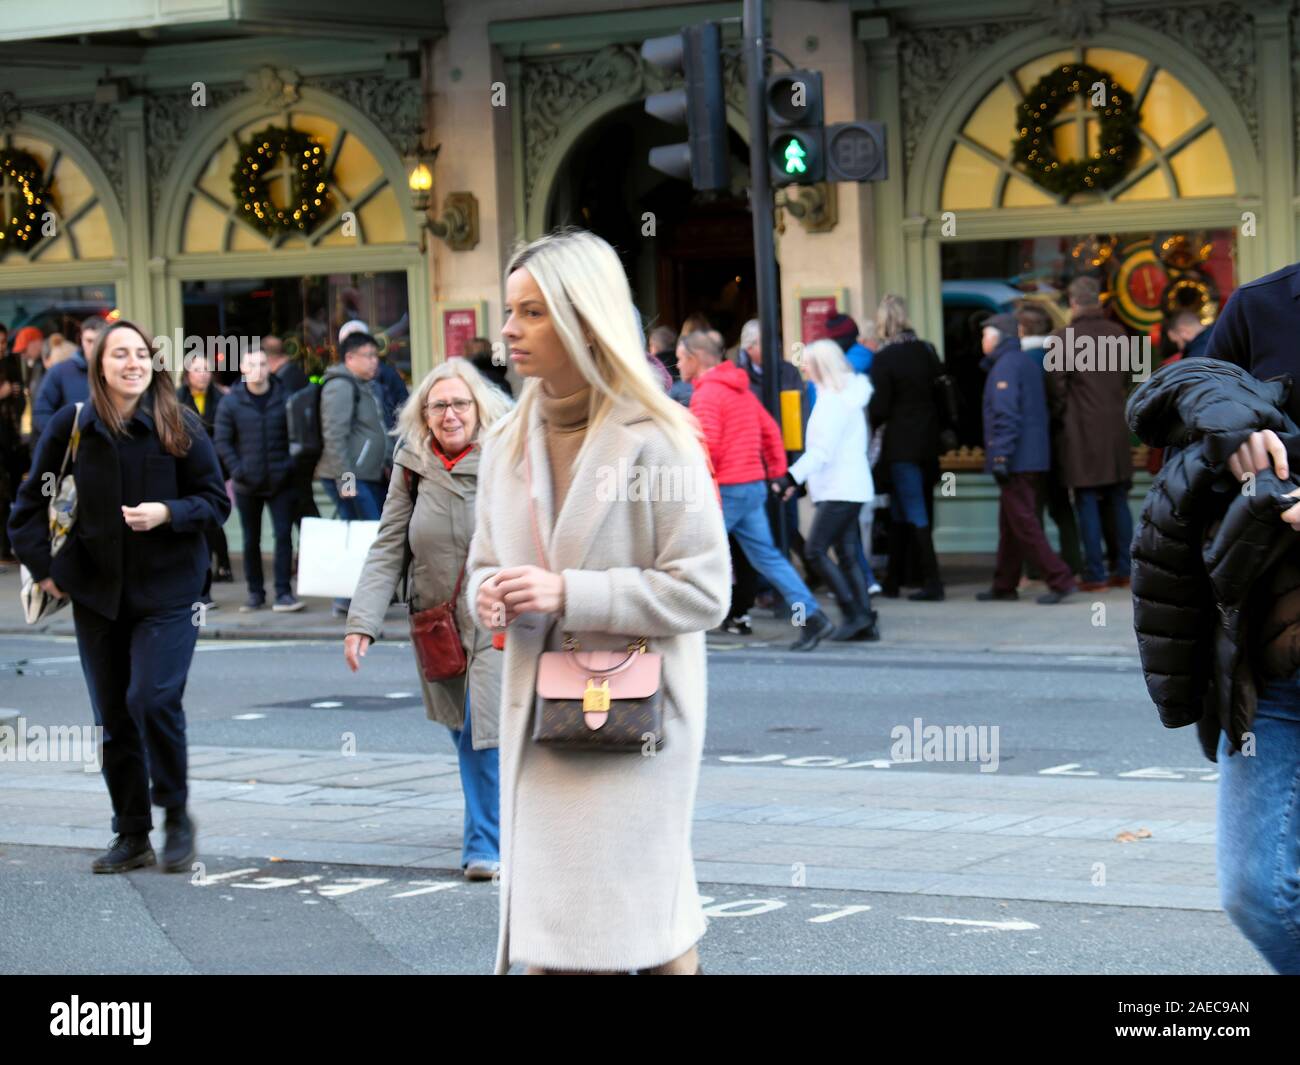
[547,101,756,349]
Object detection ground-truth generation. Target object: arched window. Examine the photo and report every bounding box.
[941,48,1236,211]
[179,111,407,253]
[0,133,117,262]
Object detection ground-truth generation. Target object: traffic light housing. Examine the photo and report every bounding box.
[767,69,824,185]
[642,22,730,191]
[825,121,888,183]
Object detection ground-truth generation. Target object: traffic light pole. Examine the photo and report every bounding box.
[743,0,789,552]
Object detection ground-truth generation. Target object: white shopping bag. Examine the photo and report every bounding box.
[296,517,380,599]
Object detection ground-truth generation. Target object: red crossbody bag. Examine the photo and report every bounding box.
[402,468,468,682]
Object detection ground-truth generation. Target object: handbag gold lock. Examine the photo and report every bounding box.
[583,678,611,713]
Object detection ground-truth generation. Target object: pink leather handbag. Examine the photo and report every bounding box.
[522,444,664,752]
[533,637,665,752]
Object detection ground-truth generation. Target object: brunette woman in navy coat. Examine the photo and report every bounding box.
[8,320,230,873]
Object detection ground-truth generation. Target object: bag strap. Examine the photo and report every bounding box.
[400,463,468,612]
[57,402,83,479]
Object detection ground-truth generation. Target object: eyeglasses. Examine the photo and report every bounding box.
[426,398,475,416]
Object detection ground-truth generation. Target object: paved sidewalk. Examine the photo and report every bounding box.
[0,742,1217,910]
[0,555,1141,658]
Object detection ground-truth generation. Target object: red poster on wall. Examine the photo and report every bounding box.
[442,308,478,358]
[799,295,839,345]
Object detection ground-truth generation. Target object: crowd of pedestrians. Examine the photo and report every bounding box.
[17,223,1300,978]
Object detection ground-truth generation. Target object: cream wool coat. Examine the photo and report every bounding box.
[467,398,730,974]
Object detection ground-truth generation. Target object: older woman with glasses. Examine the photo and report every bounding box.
[343,359,512,881]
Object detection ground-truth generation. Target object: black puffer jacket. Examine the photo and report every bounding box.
[213,375,294,496]
[1128,357,1300,761]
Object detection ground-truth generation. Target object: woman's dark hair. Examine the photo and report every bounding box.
[88,319,192,458]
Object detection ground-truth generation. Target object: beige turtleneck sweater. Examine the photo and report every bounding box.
[538,384,592,515]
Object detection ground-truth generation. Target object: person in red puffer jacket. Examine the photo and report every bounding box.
[682,330,834,651]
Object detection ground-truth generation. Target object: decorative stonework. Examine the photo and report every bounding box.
[1123,2,1257,148]
[24,100,124,206]
[247,65,301,109]
[896,2,1259,177]
[519,43,746,214]
[896,21,1028,173]
[311,74,423,156]
[144,86,241,212]
[1050,0,1105,39]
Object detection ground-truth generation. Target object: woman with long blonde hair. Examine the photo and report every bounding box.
[344,358,510,880]
[469,228,730,974]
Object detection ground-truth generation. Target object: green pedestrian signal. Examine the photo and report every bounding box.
[784,138,807,174]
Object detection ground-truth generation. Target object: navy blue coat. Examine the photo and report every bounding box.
[1206,263,1300,398]
[982,336,1051,474]
[213,376,294,497]
[8,397,230,619]
[32,351,89,436]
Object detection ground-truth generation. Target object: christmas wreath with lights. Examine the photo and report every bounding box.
[231,125,330,236]
[1012,64,1138,197]
[0,148,48,250]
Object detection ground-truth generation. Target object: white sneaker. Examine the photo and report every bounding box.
[867,582,882,596]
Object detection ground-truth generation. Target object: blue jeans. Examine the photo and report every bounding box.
[1217,672,1300,973]
[1076,483,1128,582]
[321,477,385,521]
[1074,483,1132,583]
[447,695,500,868]
[888,461,929,528]
[720,481,818,617]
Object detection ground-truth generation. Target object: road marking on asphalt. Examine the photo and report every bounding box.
[1039,763,1100,777]
[900,916,1038,931]
[389,881,460,898]
[808,904,872,923]
[316,877,390,897]
[195,868,260,885]
[384,692,417,700]
[310,701,344,708]
[232,713,266,720]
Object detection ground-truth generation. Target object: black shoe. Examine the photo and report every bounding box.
[830,611,876,641]
[161,810,197,873]
[975,589,1019,601]
[214,566,235,583]
[790,611,835,652]
[908,587,945,601]
[719,615,753,636]
[92,833,155,874]
[1036,589,1072,605]
[239,594,266,612]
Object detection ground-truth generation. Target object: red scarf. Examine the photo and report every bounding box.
[430,438,473,471]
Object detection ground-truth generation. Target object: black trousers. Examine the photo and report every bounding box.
[73,600,199,835]
[727,535,758,620]
[290,460,319,529]
[235,486,296,598]
[806,500,870,614]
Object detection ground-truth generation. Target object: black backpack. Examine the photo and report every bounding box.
[286,375,359,463]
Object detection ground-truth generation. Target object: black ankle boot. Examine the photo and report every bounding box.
[906,524,945,601]
[92,833,155,874]
[161,809,197,873]
[882,521,911,597]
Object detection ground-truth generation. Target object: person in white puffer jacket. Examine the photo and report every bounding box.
[772,339,878,642]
